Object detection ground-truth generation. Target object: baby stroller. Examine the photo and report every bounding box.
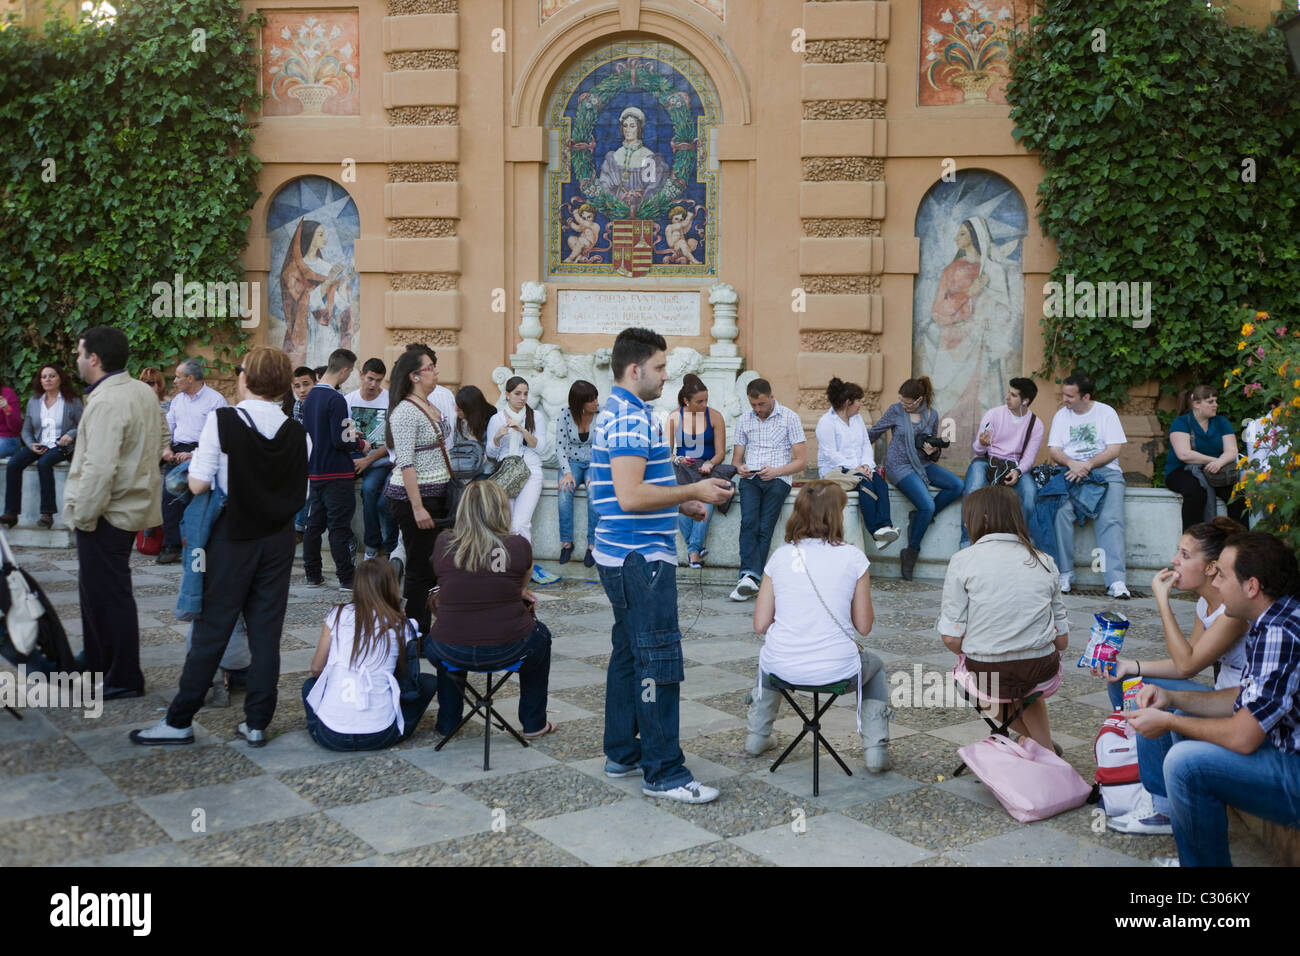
[0,525,75,719]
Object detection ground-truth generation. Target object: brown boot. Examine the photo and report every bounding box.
[900,547,918,581]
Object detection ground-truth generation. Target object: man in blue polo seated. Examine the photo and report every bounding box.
[1126,531,1300,866]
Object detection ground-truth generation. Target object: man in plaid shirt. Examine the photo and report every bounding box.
[729,379,807,601]
[1128,531,1300,866]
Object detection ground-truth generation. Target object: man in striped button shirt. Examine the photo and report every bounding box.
[590,327,734,804]
[1128,532,1300,866]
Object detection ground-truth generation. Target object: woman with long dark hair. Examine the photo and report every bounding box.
[302,558,437,750]
[448,384,496,481]
[486,376,550,581]
[555,380,600,566]
[1,365,84,529]
[1165,384,1247,530]
[939,485,1069,752]
[666,373,726,568]
[816,376,899,550]
[868,375,962,579]
[384,349,451,637]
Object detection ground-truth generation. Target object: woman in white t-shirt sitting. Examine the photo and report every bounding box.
[302,559,438,751]
[746,480,893,772]
[1097,516,1248,835]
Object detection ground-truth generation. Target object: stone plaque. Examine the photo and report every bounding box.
[557,290,700,336]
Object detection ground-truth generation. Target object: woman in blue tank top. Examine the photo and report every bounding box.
[666,374,726,568]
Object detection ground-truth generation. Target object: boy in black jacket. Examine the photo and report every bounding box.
[302,349,365,592]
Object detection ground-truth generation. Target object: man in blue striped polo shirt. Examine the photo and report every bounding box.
[591,327,735,804]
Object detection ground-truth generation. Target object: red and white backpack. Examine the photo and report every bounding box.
[1094,712,1142,816]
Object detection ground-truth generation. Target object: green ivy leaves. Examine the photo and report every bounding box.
[0,0,262,388]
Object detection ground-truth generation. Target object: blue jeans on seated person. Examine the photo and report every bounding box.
[831,467,893,535]
[959,459,1037,547]
[1102,677,1208,816]
[0,436,20,460]
[598,552,693,791]
[358,460,398,553]
[557,459,596,548]
[1054,470,1127,585]
[738,476,792,580]
[4,444,72,517]
[300,672,437,751]
[894,464,963,551]
[678,503,713,557]
[1163,736,1300,867]
[426,618,552,737]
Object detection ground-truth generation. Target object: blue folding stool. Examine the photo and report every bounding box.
[433,658,529,771]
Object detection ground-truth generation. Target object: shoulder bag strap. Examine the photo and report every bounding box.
[404,397,454,477]
[791,544,861,646]
[1016,413,1036,465]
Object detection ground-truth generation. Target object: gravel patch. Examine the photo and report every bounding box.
[551,683,611,715]
[187,812,373,866]
[457,765,626,822]
[886,732,962,783]
[0,802,170,866]
[278,754,442,809]
[634,840,775,867]
[391,827,587,866]
[42,694,171,731]
[878,631,947,658]
[890,704,983,733]
[908,854,968,866]
[578,654,610,671]
[843,785,1019,852]
[0,737,92,780]
[103,746,266,797]
[690,727,791,773]
[693,692,751,720]
[651,775,826,838]
[523,715,606,761]
[1045,699,1115,741]
[1047,800,1180,861]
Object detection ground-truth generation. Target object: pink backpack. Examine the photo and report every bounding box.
[1094,712,1142,816]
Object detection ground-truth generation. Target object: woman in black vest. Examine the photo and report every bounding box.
[131,347,308,748]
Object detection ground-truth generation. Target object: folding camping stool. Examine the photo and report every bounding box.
[433,659,529,771]
[949,656,1062,778]
[766,673,858,797]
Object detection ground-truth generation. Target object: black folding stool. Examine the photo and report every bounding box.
[766,673,858,797]
[433,658,529,771]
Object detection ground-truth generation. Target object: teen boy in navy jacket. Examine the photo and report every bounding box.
[302,349,365,591]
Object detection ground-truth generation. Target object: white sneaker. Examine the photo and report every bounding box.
[1108,581,1132,600]
[730,574,760,601]
[1059,573,1073,594]
[643,780,720,804]
[872,526,901,548]
[1152,856,1180,867]
[1107,790,1173,834]
[364,549,379,561]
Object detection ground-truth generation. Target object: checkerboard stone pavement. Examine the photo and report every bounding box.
[0,545,1277,867]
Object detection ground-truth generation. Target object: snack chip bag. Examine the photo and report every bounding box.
[1077,611,1129,675]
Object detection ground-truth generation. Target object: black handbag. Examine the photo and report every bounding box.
[985,413,1037,486]
[673,459,739,515]
[397,619,422,702]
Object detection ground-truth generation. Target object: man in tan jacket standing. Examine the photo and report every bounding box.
[64,327,169,699]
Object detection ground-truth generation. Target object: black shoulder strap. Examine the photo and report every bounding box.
[1018,413,1037,461]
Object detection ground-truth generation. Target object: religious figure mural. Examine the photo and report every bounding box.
[266,177,361,373]
[546,40,719,280]
[912,171,1027,448]
[919,1,1019,106]
[261,11,360,116]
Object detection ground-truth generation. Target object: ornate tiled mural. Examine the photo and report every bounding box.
[545,40,720,280]
[540,0,724,25]
[262,10,360,117]
[918,1,1018,106]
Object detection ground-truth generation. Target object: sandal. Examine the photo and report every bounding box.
[523,721,556,739]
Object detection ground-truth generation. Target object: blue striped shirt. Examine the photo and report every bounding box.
[590,386,677,567]
[1236,593,1300,754]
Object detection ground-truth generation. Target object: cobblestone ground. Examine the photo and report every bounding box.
[0,546,1276,867]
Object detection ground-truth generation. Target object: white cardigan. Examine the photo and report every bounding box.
[486,406,549,474]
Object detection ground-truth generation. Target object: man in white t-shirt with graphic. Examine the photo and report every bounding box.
[345,357,397,560]
[1048,372,1130,599]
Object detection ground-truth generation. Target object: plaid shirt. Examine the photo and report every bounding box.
[1235,593,1300,754]
[734,400,805,485]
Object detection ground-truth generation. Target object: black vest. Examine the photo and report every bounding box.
[215,407,309,540]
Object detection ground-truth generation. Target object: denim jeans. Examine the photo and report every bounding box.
[1103,677,1208,816]
[894,464,963,551]
[678,504,713,556]
[1054,471,1127,584]
[1164,737,1300,866]
[830,467,893,535]
[300,672,437,751]
[426,619,552,737]
[303,478,356,588]
[960,460,1038,547]
[4,444,72,516]
[0,436,20,460]
[357,461,398,553]
[598,553,692,790]
[738,476,792,580]
[557,459,596,548]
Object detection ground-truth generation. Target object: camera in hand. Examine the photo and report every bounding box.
[915,433,951,449]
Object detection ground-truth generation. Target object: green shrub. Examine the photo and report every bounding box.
[0,0,262,387]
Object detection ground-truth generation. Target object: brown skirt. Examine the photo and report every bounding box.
[964,650,1060,702]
